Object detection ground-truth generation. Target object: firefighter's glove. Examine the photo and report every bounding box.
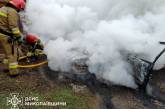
[13,36,21,41]
[27,52,33,57]
[35,49,42,56]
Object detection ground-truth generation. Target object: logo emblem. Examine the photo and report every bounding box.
[7,93,23,109]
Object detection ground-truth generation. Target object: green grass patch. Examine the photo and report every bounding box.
[0,86,90,109]
[0,93,9,109]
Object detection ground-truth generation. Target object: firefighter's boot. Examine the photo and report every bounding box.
[9,62,19,76]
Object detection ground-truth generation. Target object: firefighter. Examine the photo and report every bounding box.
[24,34,44,57]
[0,0,26,75]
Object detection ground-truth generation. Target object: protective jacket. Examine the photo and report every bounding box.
[0,6,22,37]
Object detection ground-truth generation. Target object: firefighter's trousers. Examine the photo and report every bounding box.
[0,33,18,75]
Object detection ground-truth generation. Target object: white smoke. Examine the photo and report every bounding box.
[25,0,165,88]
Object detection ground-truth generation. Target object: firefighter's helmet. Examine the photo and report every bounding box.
[26,34,39,44]
[9,0,25,10]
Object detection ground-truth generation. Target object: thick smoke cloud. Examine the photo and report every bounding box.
[26,0,165,88]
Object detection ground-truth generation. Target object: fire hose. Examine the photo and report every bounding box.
[18,60,48,68]
[17,53,48,68]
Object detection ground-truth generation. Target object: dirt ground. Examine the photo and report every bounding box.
[44,65,165,109]
[109,68,165,109]
[152,69,165,93]
[0,67,99,109]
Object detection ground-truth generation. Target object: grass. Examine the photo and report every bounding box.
[0,72,92,109]
[0,93,8,108]
[0,87,90,109]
